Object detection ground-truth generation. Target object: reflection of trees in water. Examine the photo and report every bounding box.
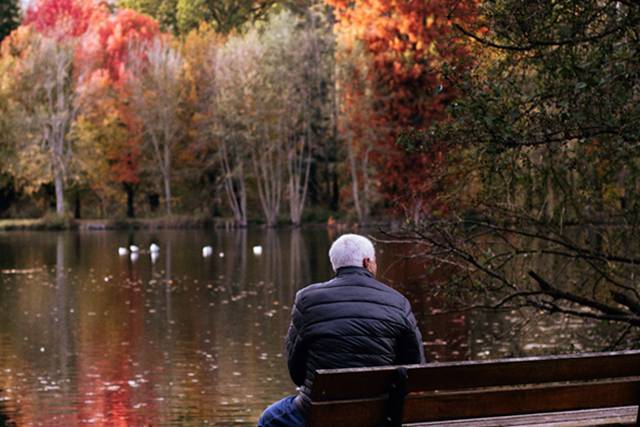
[225,229,248,294]
[235,229,248,289]
[164,236,173,327]
[263,229,282,287]
[257,229,311,307]
[287,229,309,303]
[54,235,72,400]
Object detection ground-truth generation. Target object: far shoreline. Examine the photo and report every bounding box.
[0,216,393,232]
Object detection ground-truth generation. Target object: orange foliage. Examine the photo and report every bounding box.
[78,9,162,187]
[328,0,477,217]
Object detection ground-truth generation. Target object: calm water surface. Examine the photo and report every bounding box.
[0,229,616,426]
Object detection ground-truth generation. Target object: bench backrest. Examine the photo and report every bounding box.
[307,350,640,427]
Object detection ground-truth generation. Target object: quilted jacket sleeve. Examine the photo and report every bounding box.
[285,291,307,386]
[395,299,426,364]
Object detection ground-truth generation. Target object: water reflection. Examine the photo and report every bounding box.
[0,229,626,426]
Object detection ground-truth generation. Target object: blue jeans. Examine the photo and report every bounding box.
[258,395,305,427]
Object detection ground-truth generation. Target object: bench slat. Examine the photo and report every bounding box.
[310,350,640,401]
[404,378,640,422]
[308,397,386,427]
[406,406,638,427]
[307,379,640,427]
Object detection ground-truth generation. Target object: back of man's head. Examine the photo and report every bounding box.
[328,234,375,272]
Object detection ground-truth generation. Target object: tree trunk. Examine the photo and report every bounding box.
[74,190,81,219]
[163,142,172,216]
[220,141,248,227]
[347,134,364,222]
[54,168,65,216]
[163,173,172,216]
[331,165,339,212]
[125,184,135,218]
[238,173,248,227]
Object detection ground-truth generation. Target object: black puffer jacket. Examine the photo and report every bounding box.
[285,266,426,409]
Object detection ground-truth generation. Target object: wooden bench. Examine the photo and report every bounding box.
[307,350,640,427]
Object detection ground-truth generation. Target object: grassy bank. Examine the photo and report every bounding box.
[0,216,238,231]
[0,216,395,231]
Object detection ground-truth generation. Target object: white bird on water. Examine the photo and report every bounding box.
[129,245,139,253]
[202,246,213,257]
[149,243,160,253]
[252,245,263,256]
[118,247,129,256]
[218,252,224,258]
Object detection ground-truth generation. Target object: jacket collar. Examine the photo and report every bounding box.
[335,266,373,278]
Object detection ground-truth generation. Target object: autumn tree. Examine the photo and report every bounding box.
[180,25,225,218]
[0,27,25,213]
[286,9,336,226]
[1,0,166,218]
[247,11,333,226]
[5,33,78,216]
[335,39,377,222]
[24,0,94,39]
[128,37,185,216]
[76,8,161,217]
[0,0,106,217]
[206,30,256,226]
[202,10,334,226]
[393,1,640,339]
[328,0,476,221]
[2,0,85,215]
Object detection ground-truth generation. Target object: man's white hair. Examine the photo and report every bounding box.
[328,234,375,272]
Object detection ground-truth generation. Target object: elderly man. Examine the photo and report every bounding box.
[258,233,426,427]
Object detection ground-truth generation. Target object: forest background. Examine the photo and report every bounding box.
[0,0,475,227]
[0,0,638,232]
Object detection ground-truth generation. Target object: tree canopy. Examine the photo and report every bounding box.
[119,0,295,34]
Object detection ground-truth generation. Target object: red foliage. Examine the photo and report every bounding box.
[79,9,161,186]
[24,0,98,39]
[328,0,477,217]
[81,9,160,86]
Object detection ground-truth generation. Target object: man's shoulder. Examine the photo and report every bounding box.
[368,278,411,307]
[295,278,338,302]
[295,275,409,310]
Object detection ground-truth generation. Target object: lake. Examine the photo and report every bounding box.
[0,228,620,426]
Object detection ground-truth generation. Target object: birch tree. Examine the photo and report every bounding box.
[286,11,333,227]
[211,35,261,227]
[336,40,378,223]
[8,33,80,216]
[246,20,286,227]
[129,38,185,216]
[249,11,334,226]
